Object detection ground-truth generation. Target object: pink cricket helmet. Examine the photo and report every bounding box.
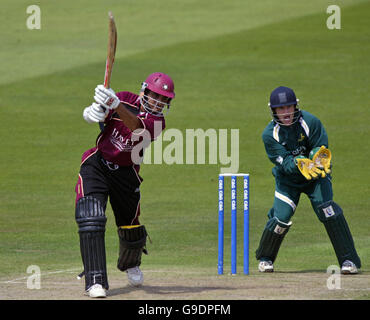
[140,72,175,116]
[143,72,175,99]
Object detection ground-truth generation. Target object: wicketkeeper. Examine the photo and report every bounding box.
[75,72,175,298]
[255,86,361,274]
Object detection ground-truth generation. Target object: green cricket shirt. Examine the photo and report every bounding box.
[262,110,328,187]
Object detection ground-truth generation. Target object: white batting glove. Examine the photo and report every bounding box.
[83,103,109,123]
[94,84,120,110]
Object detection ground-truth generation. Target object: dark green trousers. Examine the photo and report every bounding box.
[256,176,361,267]
[269,175,332,222]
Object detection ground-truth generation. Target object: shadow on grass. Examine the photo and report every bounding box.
[273,270,326,274]
[108,284,236,297]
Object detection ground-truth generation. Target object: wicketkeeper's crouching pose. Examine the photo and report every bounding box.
[75,72,175,298]
[255,86,361,274]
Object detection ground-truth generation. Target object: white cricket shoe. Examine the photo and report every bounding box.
[85,284,107,298]
[258,260,274,273]
[341,260,358,274]
[127,266,144,287]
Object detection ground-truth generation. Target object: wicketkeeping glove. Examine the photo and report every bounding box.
[94,84,120,110]
[294,155,326,180]
[309,145,332,174]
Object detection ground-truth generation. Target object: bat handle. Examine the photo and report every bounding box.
[77,271,85,280]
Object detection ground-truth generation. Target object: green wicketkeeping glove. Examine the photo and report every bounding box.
[309,146,332,174]
[294,156,326,180]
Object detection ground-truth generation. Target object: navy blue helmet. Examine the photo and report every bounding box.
[269,86,299,108]
[268,86,301,126]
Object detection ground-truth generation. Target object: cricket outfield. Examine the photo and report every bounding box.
[0,0,369,300]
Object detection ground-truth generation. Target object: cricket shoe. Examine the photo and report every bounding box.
[127,266,144,287]
[258,260,274,273]
[341,260,358,274]
[85,284,107,298]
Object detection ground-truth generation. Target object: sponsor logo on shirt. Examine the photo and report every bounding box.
[110,128,134,151]
[298,133,305,142]
[291,145,306,156]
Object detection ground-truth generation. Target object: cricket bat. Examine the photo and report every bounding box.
[99,12,117,129]
[104,11,117,89]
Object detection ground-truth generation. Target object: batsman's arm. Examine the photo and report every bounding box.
[115,103,144,132]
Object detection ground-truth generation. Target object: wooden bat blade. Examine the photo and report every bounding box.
[104,11,117,88]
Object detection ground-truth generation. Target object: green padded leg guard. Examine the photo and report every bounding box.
[317,201,361,268]
[255,217,292,263]
[117,225,148,272]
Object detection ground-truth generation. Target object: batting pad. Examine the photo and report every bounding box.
[255,217,292,263]
[117,225,148,272]
[318,201,361,268]
[75,196,109,290]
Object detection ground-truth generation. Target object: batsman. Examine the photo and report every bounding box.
[255,86,361,274]
[74,72,175,297]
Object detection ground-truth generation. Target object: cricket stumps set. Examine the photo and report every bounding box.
[218,173,250,275]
